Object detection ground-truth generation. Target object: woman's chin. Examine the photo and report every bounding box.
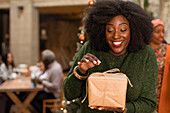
[109,49,126,56]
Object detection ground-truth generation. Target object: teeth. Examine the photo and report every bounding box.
[113,41,122,45]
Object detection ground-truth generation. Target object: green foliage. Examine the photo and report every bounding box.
[70,25,85,66]
[134,0,153,17]
[144,0,149,10]
[69,42,83,66]
[136,0,141,5]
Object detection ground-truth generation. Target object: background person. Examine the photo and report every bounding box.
[31,49,63,113]
[37,61,48,80]
[149,19,170,113]
[0,52,15,82]
[63,0,158,113]
[0,54,7,113]
[0,52,15,113]
[30,61,47,80]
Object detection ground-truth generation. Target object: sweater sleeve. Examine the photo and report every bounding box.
[126,48,158,113]
[63,42,89,101]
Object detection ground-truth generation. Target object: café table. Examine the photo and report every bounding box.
[0,75,43,113]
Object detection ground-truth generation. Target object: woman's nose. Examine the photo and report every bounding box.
[113,30,120,39]
[160,32,165,38]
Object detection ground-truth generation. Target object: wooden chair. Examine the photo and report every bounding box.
[43,73,67,113]
[43,99,63,113]
[43,85,64,113]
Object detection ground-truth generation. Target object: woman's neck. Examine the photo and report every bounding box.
[149,42,161,50]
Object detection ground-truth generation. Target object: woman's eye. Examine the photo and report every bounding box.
[154,31,159,33]
[120,29,127,32]
[107,30,113,33]
[107,29,114,33]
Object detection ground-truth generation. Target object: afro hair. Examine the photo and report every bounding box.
[83,0,153,52]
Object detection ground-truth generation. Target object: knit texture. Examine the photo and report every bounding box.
[63,41,158,113]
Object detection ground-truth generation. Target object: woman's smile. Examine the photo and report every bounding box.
[112,41,123,47]
[105,15,130,56]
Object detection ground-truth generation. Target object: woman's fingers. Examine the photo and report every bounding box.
[79,53,101,65]
[115,107,125,112]
[77,53,101,74]
[95,107,125,112]
[97,107,113,111]
[83,56,97,66]
[86,53,101,65]
[89,106,99,110]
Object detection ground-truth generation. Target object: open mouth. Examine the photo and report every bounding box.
[112,41,123,47]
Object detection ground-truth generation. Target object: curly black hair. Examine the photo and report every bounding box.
[83,0,153,52]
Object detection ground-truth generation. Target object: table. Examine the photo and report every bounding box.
[0,76,43,113]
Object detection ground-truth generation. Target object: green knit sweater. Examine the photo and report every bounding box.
[63,41,158,113]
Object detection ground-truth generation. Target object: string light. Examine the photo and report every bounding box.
[88,0,95,6]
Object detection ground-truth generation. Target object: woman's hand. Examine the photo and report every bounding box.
[78,53,101,74]
[90,106,125,112]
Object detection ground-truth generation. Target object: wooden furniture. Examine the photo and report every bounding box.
[42,72,67,113]
[42,81,64,113]
[0,76,43,113]
[43,99,62,113]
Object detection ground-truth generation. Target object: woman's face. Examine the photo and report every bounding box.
[39,61,45,72]
[7,53,13,65]
[105,15,130,56]
[152,25,165,45]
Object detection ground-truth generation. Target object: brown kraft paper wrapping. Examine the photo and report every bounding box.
[88,69,131,108]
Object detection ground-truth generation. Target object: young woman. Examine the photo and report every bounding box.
[63,0,158,113]
[149,19,170,113]
[0,52,15,81]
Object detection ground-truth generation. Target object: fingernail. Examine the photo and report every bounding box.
[85,59,89,62]
[93,61,97,64]
[66,101,71,105]
[90,107,94,109]
[98,108,102,110]
[98,60,101,64]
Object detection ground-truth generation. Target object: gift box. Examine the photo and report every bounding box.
[88,69,132,108]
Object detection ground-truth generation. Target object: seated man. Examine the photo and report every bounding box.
[31,49,63,113]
